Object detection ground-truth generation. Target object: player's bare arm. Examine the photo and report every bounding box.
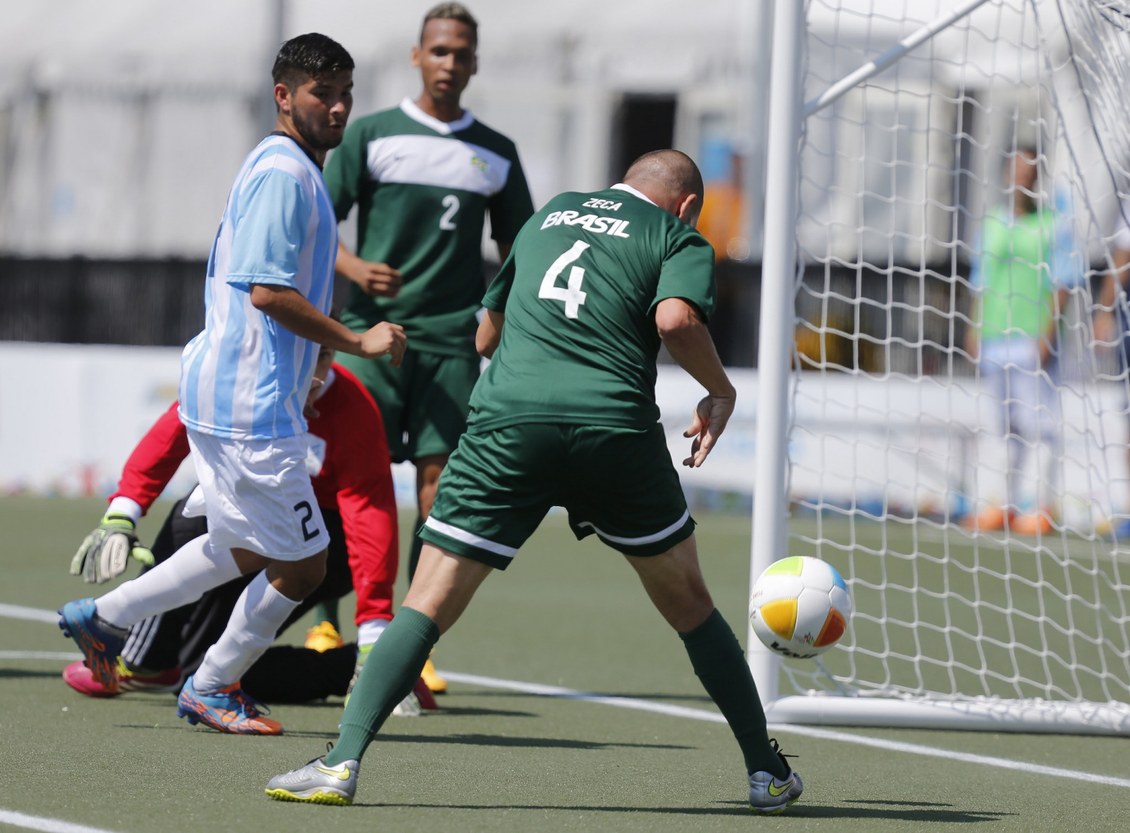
[335,240,402,297]
[249,284,407,365]
[1094,247,1130,347]
[655,296,736,468]
[475,308,504,357]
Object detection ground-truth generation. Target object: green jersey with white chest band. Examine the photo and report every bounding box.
[326,98,533,357]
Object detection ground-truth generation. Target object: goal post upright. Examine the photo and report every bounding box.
[748,0,806,704]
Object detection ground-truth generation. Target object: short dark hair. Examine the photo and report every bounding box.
[625,149,705,205]
[420,3,478,47]
[272,33,354,89]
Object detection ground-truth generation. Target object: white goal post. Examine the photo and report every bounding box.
[751,0,1130,734]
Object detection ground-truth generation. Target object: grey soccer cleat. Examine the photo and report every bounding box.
[265,755,359,805]
[748,738,804,814]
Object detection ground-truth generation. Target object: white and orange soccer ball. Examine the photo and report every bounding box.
[750,556,852,659]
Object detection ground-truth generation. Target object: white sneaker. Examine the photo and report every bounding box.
[748,738,804,814]
[265,755,358,805]
[392,690,422,717]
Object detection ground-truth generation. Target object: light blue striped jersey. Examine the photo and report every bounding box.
[179,134,338,440]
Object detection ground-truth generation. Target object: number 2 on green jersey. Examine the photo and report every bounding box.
[538,240,589,319]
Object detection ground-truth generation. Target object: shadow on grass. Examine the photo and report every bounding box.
[277,729,688,751]
[353,798,1013,822]
[0,668,69,680]
[447,688,713,705]
[800,798,1015,823]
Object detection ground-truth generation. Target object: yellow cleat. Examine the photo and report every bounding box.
[305,620,344,653]
[421,656,448,694]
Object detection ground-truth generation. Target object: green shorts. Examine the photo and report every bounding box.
[335,349,479,463]
[419,422,695,569]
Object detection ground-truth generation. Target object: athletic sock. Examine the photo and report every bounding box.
[325,607,439,766]
[679,608,785,778]
[95,535,243,629]
[357,617,389,649]
[192,570,300,693]
[310,600,340,632]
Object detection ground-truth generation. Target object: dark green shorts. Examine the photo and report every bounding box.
[419,422,695,569]
[335,349,479,463]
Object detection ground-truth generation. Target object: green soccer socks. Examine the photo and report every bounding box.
[679,608,786,778]
[325,607,440,766]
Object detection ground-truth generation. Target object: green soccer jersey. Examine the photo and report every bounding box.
[975,209,1056,340]
[325,98,534,356]
[471,183,716,431]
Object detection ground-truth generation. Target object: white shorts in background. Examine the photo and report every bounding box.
[185,429,329,560]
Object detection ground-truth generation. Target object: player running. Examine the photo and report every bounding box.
[59,33,406,735]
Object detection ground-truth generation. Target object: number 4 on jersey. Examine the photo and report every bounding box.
[538,240,590,319]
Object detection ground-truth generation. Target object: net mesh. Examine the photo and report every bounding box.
[781,0,1130,714]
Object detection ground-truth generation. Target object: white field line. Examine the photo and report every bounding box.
[0,809,122,833]
[7,605,1130,796]
[442,671,1130,789]
[1,603,60,623]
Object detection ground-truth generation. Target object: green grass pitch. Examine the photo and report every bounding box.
[3,495,1130,833]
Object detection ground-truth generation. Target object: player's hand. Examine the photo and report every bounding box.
[682,393,735,468]
[69,513,155,583]
[303,374,327,420]
[360,321,407,366]
[351,261,402,297]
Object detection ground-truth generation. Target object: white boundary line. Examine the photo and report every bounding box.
[0,603,60,623]
[8,606,1130,802]
[0,809,122,833]
[435,675,1130,789]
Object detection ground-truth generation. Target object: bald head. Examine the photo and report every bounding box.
[623,150,705,225]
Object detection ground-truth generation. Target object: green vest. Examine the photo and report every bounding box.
[977,209,1056,340]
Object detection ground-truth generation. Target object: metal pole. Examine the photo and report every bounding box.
[804,0,993,118]
[748,0,806,703]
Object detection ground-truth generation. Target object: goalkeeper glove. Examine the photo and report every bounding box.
[69,513,155,584]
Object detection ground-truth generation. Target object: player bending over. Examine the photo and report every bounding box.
[265,149,803,812]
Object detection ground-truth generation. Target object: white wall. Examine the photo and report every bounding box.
[5,344,1126,530]
[0,0,764,258]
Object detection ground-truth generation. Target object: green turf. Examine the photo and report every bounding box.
[3,496,1130,833]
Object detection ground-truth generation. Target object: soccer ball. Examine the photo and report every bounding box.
[749,556,852,659]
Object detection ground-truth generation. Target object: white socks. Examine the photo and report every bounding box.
[192,570,300,693]
[357,617,389,649]
[94,534,243,628]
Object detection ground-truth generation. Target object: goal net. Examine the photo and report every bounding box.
[752,0,1130,734]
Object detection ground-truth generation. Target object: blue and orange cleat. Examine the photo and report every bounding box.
[58,598,127,695]
[176,674,283,734]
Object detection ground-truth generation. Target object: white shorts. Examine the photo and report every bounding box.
[980,338,1061,441]
[185,429,329,560]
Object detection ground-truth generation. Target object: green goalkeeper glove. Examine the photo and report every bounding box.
[69,513,155,584]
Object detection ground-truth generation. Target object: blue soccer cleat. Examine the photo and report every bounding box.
[58,598,126,695]
[176,674,283,735]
